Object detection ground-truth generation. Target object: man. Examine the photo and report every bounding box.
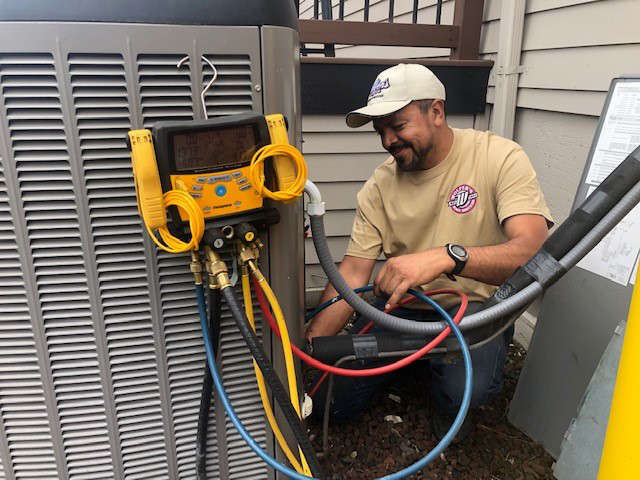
[305,63,553,438]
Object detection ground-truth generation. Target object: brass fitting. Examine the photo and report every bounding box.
[190,250,203,285]
[237,240,260,265]
[247,259,265,282]
[204,246,231,289]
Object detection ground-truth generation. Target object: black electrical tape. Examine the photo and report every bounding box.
[311,333,437,363]
[221,287,324,479]
[543,146,640,260]
[352,335,379,359]
[522,249,566,288]
[484,146,640,308]
[196,288,222,480]
[483,267,535,307]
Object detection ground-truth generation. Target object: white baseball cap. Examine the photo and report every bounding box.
[346,63,446,128]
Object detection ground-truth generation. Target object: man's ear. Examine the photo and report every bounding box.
[430,99,446,126]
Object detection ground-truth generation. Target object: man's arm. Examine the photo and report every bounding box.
[305,255,376,340]
[374,213,549,309]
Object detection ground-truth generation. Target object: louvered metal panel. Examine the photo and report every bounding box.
[0,161,55,480]
[1,52,113,480]
[0,22,299,480]
[202,55,254,118]
[69,52,171,480]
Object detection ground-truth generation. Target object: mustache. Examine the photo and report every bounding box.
[388,143,410,155]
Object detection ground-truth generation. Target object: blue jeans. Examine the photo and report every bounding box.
[311,298,513,422]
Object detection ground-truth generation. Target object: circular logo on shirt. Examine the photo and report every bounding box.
[448,184,478,214]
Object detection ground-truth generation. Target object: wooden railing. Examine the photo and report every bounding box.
[298,0,484,60]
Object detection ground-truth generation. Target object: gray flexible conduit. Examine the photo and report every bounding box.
[309,178,640,335]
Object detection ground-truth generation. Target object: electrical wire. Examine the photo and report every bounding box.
[240,269,308,475]
[248,143,308,201]
[253,280,467,378]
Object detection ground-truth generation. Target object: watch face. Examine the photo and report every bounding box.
[451,244,467,259]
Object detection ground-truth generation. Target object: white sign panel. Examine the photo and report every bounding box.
[578,81,640,285]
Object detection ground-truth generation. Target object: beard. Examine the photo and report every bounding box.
[389,142,433,172]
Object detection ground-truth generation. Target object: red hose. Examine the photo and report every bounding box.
[251,277,467,381]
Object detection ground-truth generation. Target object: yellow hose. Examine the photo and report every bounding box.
[597,279,640,479]
[248,143,307,202]
[146,189,204,253]
[241,270,308,475]
[249,261,311,475]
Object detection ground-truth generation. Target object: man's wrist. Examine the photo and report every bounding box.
[438,247,456,274]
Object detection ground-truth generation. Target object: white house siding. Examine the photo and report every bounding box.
[299,0,640,312]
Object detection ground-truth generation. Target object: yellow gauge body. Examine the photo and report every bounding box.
[128,129,167,229]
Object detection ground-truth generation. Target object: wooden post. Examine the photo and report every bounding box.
[451,0,485,60]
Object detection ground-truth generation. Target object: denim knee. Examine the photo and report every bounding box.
[429,331,508,414]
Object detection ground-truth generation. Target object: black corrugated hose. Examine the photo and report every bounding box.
[196,288,222,480]
[221,286,324,479]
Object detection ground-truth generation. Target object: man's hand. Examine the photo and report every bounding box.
[373,215,549,310]
[374,248,454,310]
[305,255,376,340]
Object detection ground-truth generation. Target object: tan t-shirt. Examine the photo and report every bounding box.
[346,128,554,308]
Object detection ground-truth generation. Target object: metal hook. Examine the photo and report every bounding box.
[176,55,190,70]
[176,55,218,120]
[200,55,218,120]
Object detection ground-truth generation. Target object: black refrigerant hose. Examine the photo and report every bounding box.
[220,286,324,479]
[485,144,640,307]
[196,288,222,480]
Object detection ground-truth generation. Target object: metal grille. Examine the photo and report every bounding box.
[0,153,58,480]
[0,23,279,480]
[69,52,170,480]
[202,55,254,118]
[2,51,114,480]
[138,54,194,127]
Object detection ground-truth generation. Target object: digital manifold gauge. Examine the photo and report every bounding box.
[128,113,291,230]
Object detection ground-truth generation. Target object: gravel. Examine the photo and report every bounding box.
[306,343,555,479]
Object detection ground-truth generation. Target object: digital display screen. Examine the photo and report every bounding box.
[172,124,258,172]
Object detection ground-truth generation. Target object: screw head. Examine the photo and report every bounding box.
[254,84,262,92]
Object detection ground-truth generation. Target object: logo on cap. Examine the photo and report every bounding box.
[448,184,478,214]
[368,77,390,100]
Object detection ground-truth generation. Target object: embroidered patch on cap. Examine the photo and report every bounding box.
[448,184,478,214]
[368,77,390,99]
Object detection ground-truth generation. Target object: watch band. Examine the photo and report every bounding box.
[445,243,468,279]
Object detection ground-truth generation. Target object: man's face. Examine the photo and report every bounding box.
[372,103,436,172]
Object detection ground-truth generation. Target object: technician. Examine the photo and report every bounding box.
[305,63,554,439]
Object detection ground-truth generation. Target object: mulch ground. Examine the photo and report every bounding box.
[306,343,555,479]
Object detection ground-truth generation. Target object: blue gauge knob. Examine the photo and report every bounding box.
[215,185,227,197]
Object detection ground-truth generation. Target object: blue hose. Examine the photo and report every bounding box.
[381,288,473,480]
[195,284,317,480]
[196,284,472,480]
[304,286,370,322]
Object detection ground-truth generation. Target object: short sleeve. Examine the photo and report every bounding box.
[495,148,554,227]
[345,179,384,259]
